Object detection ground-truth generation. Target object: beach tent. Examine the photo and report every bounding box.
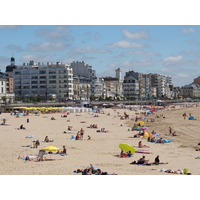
[119,143,136,153]
[143,130,152,139]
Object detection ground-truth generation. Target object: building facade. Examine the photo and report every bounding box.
[10,61,73,101]
[70,61,97,97]
[0,72,15,103]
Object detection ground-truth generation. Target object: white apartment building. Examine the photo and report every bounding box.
[150,74,172,98]
[12,61,73,100]
[0,77,6,103]
[70,61,97,96]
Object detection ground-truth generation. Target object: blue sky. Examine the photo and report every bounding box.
[0,25,200,86]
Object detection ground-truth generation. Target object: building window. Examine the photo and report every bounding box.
[39,71,46,74]
[31,76,38,79]
[31,81,38,84]
[32,86,38,88]
[49,71,56,74]
[40,76,46,79]
[40,85,46,88]
[49,80,56,84]
[49,75,56,79]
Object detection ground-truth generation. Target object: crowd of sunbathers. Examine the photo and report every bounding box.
[74,165,117,175]
[130,155,168,165]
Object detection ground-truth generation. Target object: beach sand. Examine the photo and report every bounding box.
[0,105,200,175]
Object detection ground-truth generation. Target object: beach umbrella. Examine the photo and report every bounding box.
[1,118,8,121]
[25,135,35,146]
[1,118,8,124]
[42,146,60,159]
[132,127,141,131]
[42,146,60,152]
[119,143,136,153]
[139,127,148,130]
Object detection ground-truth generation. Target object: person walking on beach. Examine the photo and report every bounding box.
[169,127,172,135]
[80,128,84,139]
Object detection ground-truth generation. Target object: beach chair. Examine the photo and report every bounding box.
[37,150,46,161]
[90,164,99,174]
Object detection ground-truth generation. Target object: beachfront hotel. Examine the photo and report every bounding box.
[6,59,73,101]
[123,70,173,100]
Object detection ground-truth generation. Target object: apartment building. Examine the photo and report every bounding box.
[181,84,200,98]
[0,72,15,103]
[70,61,97,96]
[10,60,73,100]
[123,70,141,99]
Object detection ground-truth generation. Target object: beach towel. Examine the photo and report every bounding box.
[114,155,132,158]
[70,135,75,140]
[163,139,172,143]
[135,151,152,154]
[153,134,160,136]
[195,157,200,159]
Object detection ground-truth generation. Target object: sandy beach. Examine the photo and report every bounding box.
[0,104,200,175]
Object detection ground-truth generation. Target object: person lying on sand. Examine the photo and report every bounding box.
[154,155,168,165]
[20,124,25,129]
[131,156,149,165]
[150,137,156,143]
[172,131,179,136]
[120,150,133,157]
[75,167,116,175]
[138,141,149,148]
[44,136,54,142]
[152,130,156,134]
[156,138,164,143]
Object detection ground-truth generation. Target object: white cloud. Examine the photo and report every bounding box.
[129,50,161,56]
[163,55,183,64]
[36,26,72,41]
[5,44,24,52]
[0,25,19,30]
[27,42,67,52]
[73,46,108,54]
[20,54,51,62]
[107,40,147,48]
[113,58,154,68]
[122,29,150,40]
[182,28,195,34]
[176,73,190,78]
